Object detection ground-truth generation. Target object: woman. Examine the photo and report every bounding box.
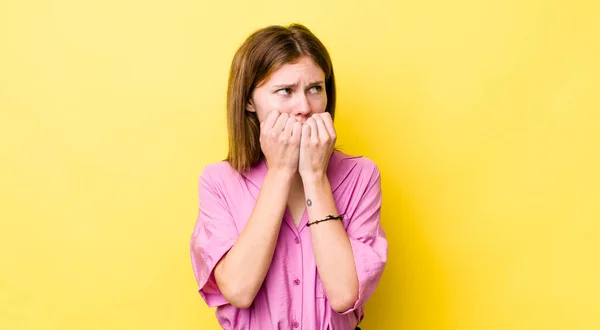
[190,23,387,330]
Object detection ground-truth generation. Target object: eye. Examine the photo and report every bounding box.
[308,85,323,94]
[276,88,292,95]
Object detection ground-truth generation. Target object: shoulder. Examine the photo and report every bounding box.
[200,160,236,178]
[198,160,244,189]
[332,150,380,179]
[329,150,381,192]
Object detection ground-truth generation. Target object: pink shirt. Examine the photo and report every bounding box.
[190,150,388,330]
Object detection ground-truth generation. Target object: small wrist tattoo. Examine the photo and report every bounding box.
[306,199,312,207]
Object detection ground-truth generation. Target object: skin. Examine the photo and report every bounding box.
[213,56,359,313]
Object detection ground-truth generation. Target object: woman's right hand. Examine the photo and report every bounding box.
[260,111,302,176]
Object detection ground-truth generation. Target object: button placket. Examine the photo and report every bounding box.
[289,229,304,330]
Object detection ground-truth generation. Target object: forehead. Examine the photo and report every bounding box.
[264,56,325,84]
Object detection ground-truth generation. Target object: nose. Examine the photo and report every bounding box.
[292,93,311,118]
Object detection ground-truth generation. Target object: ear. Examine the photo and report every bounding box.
[246,98,256,112]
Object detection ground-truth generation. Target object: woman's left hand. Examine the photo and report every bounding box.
[299,112,337,180]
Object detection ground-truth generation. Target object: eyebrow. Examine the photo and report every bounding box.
[272,80,325,89]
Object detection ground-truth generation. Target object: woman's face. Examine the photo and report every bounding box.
[247,56,327,124]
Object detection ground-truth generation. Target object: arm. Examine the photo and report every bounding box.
[212,169,293,308]
[304,174,359,313]
[191,111,302,308]
[306,163,388,314]
[299,113,387,314]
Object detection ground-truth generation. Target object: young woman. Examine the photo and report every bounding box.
[190,23,387,330]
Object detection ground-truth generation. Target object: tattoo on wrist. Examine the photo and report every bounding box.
[306,199,312,207]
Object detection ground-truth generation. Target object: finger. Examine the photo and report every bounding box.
[301,122,311,148]
[262,110,279,132]
[321,112,336,139]
[273,113,289,135]
[292,122,302,143]
[306,117,319,145]
[313,115,330,143]
[283,117,296,137]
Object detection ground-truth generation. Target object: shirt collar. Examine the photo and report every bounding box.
[241,150,360,193]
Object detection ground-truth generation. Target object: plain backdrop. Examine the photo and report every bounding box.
[1,0,599,329]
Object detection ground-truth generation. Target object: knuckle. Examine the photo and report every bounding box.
[265,131,276,140]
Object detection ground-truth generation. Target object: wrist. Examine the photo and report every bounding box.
[301,172,328,186]
[266,168,296,182]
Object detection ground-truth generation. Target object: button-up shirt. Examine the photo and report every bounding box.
[190,150,388,329]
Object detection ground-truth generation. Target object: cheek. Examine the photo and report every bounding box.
[254,94,284,120]
[265,96,295,114]
[309,95,328,113]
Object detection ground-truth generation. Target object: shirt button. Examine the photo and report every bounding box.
[294,237,300,244]
[292,321,299,328]
[293,279,300,286]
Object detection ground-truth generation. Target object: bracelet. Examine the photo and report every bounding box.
[306,213,346,227]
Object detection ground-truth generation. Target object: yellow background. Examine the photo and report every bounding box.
[1,0,599,329]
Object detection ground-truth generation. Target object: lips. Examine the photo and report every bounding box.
[295,117,309,124]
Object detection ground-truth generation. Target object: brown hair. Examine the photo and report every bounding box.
[224,23,337,173]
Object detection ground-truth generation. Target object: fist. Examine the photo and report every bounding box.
[298,112,337,179]
[260,111,303,175]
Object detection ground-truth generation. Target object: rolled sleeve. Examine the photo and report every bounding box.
[339,163,388,315]
[190,166,239,307]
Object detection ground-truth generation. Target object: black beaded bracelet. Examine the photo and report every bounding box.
[306,213,346,227]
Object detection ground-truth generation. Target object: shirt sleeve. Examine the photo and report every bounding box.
[339,162,388,315]
[190,165,239,307]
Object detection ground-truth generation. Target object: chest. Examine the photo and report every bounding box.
[287,196,306,227]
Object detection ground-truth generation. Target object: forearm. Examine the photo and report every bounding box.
[304,175,359,313]
[215,169,292,308]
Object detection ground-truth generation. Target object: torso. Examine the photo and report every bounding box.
[287,188,306,227]
[193,150,377,330]
[286,174,307,227]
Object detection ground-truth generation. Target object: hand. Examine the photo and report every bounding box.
[299,112,336,180]
[260,110,302,176]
